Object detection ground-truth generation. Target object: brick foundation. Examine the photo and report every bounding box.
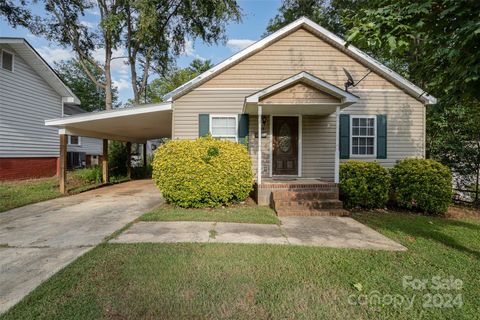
[0,157,59,181]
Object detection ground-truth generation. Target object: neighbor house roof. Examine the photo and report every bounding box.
[0,37,81,105]
[163,17,436,105]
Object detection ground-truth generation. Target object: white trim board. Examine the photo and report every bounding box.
[45,103,172,126]
[163,17,436,105]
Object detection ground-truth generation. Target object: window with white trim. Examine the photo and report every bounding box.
[351,116,376,156]
[1,50,14,72]
[210,115,237,141]
[68,135,81,146]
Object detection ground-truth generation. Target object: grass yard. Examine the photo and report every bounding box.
[0,178,60,212]
[0,173,130,213]
[140,204,280,224]
[2,211,479,320]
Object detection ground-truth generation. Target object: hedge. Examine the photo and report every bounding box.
[152,136,253,208]
[391,158,452,214]
[340,161,391,209]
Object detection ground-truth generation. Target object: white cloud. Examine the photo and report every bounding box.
[91,48,129,75]
[181,39,205,60]
[80,20,96,29]
[36,47,75,65]
[86,7,100,16]
[113,78,130,91]
[226,39,256,52]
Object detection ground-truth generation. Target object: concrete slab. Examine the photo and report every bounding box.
[0,247,89,311]
[280,216,406,251]
[112,217,405,251]
[0,179,163,314]
[111,221,213,243]
[214,222,288,245]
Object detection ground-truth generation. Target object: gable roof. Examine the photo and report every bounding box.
[0,37,80,105]
[164,17,436,105]
[246,71,359,105]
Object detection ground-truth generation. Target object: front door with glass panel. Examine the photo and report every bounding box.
[272,116,298,176]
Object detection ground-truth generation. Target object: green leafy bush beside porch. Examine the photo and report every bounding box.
[340,161,391,209]
[152,136,253,208]
[391,158,452,214]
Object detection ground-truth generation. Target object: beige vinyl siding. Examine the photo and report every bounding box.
[302,89,425,181]
[201,28,397,90]
[0,44,62,158]
[172,89,255,140]
[260,82,339,104]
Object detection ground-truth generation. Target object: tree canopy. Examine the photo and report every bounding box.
[145,58,213,103]
[55,59,119,112]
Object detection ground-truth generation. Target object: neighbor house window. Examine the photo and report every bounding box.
[68,135,81,146]
[1,50,14,72]
[210,115,237,141]
[351,116,376,156]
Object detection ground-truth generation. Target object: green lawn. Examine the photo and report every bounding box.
[2,211,479,319]
[140,204,280,224]
[0,174,130,213]
[0,178,61,212]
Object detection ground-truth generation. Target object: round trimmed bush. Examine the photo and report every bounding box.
[391,158,452,214]
[340,161,391,209]
[152,136,253,208]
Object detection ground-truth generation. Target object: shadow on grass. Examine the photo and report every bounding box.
[354,212,480,260]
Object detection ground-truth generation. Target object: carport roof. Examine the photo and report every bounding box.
[45,103,172,143]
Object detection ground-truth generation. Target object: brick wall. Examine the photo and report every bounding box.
[0,157,59,180]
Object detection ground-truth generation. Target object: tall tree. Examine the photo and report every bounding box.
[0,0,34,28]
[31,0,125,110]
[123,0,242,104]
[344,0,480,103]
[264,0,367,36]
[55,59,119,111]
[144,58,213,103]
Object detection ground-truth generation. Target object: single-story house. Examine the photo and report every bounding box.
[0,38,103,180]
[45,17,436,214]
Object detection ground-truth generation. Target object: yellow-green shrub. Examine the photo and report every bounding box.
[152,136,253,207]
[391,158,452,214]
[340,161,391,209]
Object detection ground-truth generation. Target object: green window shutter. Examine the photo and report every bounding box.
[377,115,387,159]
[238,114,249,145]
[339,114,350,159]
[198,114,209,137]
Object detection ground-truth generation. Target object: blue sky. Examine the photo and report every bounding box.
[0,0,282,103]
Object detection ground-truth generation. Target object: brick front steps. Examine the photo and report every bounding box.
[271,185,349,217]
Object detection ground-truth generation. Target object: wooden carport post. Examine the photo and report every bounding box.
[102,139,109,184]
[143,143,147,174]
[126,142,132,179]
[59,133,67,194]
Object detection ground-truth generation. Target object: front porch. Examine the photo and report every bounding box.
[254,178,348,216]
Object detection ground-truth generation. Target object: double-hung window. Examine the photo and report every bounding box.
[1,50,14,72]
[68,135,81,146]
[210,115,238,142]
[351,116,376,156]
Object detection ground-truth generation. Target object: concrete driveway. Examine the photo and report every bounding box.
[0,179,162,314]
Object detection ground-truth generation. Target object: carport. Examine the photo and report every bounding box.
[45,102,172,193]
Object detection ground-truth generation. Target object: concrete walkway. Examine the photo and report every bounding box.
[112,216,406,251]
[0,180,163,314]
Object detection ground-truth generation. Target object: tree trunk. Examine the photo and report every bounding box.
[104,46,113,110]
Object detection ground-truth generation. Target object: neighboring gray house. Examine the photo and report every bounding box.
[63,104,102,169]
[0,38,99,180]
